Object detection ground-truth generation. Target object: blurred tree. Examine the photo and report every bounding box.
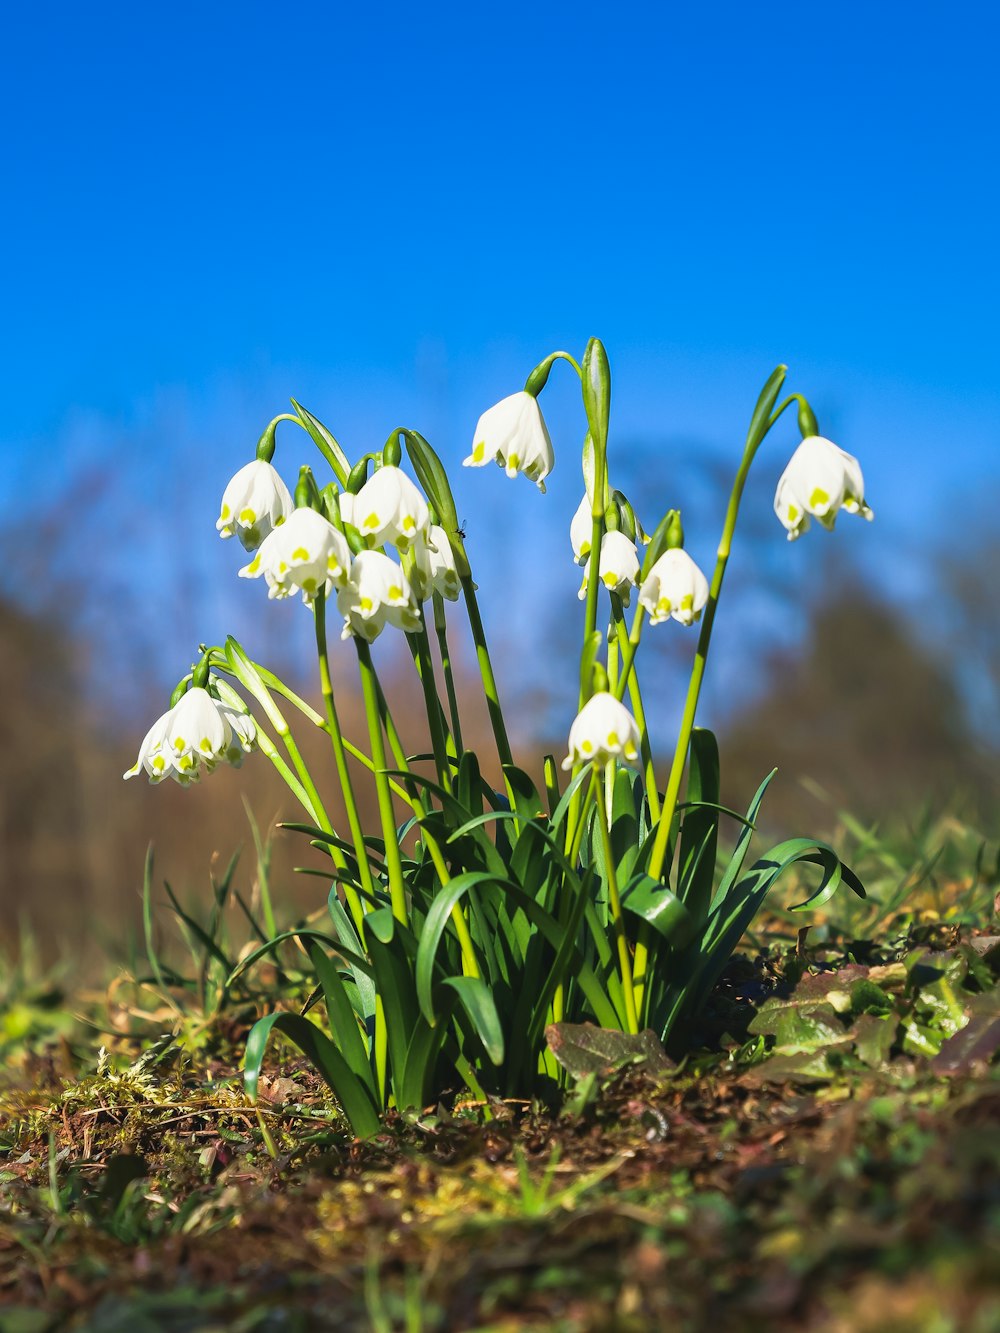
[717,579,995,836]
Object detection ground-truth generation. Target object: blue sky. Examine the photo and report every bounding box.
[3,2,998,723]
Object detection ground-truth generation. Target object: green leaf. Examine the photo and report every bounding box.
[397,1002,454,1112]
[545,1023,673,1079]
[660,837,864,1042]
[747,364,788,449]
[677,728,720,929]
[415,873,498,1025]
[244,1011,381,1138]
[709,768,777,913]
[441,975,505,1065]
[291,399,351,485]
[327,890,377,1022]
[621,873,695,947]
[225,928,371,990]
[306,943,376,1098]
[402,429,466,571]
[748,997,845,1055]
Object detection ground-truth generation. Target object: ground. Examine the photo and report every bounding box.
[2,829,998,1332]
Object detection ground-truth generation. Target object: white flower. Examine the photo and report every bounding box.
[561,692,641,771]
[638,549,710,626]
[123,707,181,785]
[413,525,462,601]
[337,549,421,641]
[577,531,641,605]
[239,506,352,605]
[464,391,554,491]
[351,465,431,551]
[217,460,293,551]
[774,436,874,541]
[124,687,257,786]
[570,495,593,564]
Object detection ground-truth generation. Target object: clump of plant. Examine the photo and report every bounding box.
[124,340,869,1136]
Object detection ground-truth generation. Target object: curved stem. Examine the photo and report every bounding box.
[646,393,786,883]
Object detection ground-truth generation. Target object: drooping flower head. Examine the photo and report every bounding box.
[412,524,462,601]
[217,460,293,552]
[570,495,593,564]
[562,692,642,771]
[577,531,641,605]
[124,686,257,786]
[351,465,431,551]
[638,549,709,626]
[464,391,554,491]
[774,436,873,542]
[239,506,352,605]
[337,549,422,642]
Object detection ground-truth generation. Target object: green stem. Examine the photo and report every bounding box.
[646,397,789,883]
[595,779,638,1034]
[611,607,660,822]
[355,639,409,926]
[433,593,464,754]
[407,614,453,791]
[461,573,513,771]
[313,595,373,935]
[362,664,479,979]
[255,731,326,829]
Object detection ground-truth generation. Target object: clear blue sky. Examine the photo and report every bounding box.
[3,2,998,719]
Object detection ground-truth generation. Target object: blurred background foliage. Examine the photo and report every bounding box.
[1,436,996,980]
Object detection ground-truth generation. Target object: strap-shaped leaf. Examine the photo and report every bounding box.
[415,873,498,1025]
[397,1000,455,1112]
[244,1011,381,1139]
[307,942,376,1098]
[709,768,777,913]
[746,364,788,449]
[327,890,377,1022]
[226,927,372,990]
[291,399,351,485]
[621,873,695,947]
[684,838,865,1031]
[677,727,720,928]
[441,975,505,1065]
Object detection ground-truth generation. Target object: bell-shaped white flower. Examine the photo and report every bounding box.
[217,460,293,552]
[239,506,352,605]
[352,465,431,551]
[464,391,554,492]
[638,549,710,626]
[570,495,593,564]
[124,687,257,786]
[123,707,182,785]
[577,531,641,606]
[412,525,462,601]
[337,549,421,641]
[561,692,642,771]
[774,436,874,541]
